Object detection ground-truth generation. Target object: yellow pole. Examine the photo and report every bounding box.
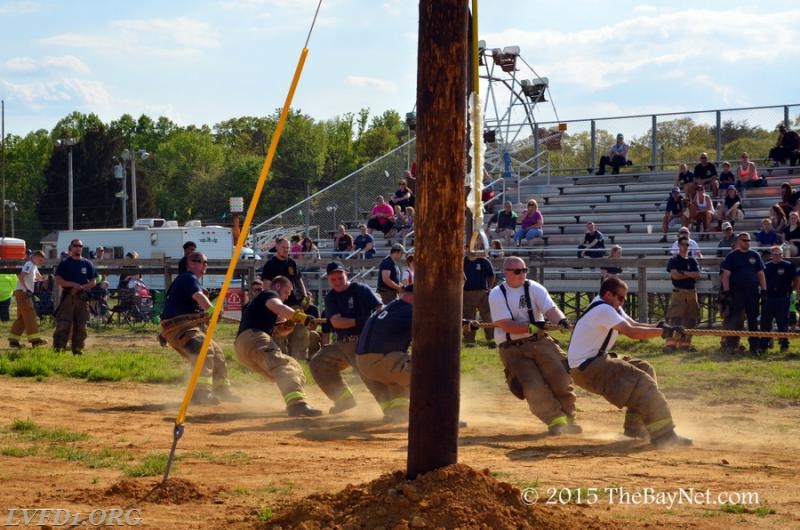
[174,48,310,427]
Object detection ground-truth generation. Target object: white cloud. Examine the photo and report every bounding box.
[0,0,39,15]
[345,75,396,93]
[1,78,110,109]
[2,57,37,72]
[1,55,90,75]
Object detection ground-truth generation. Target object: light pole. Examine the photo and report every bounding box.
[405,111,416,169]
[326,205,338,234]
[3,200,16,237]
[56,138,77,230]
[121,148,149,225]
[113,158,127,228]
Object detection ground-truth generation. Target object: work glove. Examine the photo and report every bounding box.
[25,290,34,298]
[157,333,168,347]
[558,318,571,330]
[528,321,546,334]
[657,321,674,339]
[291,309,313,326]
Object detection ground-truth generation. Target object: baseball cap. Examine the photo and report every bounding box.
[326,261,346,274]
[678,227,690,234]
[727,184,736,190]
[721,221,732,231]
[183,241,197,250]
[390,243,406,253]
[671,186,681,193]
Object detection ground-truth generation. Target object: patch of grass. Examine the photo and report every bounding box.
[260,482,294,496]
[183,450,251,466]
[123,453,172,477]
[1,445,39,457]
[720,503,747,514]
[256,506,273,523]
[9,418,89,443]
[46,445,131,469]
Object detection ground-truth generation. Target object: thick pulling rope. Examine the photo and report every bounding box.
[467,0,489,254]
[163,0,323,483]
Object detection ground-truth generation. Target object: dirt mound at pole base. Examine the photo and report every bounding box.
[104,478,208,505]
[265,463,623,530]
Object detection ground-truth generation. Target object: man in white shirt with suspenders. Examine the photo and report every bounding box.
[488,257,579,435]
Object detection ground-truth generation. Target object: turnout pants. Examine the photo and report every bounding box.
[498,334,576,428]
[160,314,229,390]
[10,290,42,343]
[463,289,492,342]
[356,351,411,413]
[309,339,390,410]
[234,328,309,407]
[53,292,90,353]
[666,288,699,347]
[571,354,674,440]
[273,317,310,360]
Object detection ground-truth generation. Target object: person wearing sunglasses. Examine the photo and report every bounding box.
[488,256,580,436]
[235,275,322,417]
[161,252,239,405]
[53,239,97,356]
[567,276,692,448]
[759,246,797,354]
[720,232,767,355]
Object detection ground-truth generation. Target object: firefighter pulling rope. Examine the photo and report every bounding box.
[162,0,324,483]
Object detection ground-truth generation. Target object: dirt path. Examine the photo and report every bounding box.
[1,372,798,529]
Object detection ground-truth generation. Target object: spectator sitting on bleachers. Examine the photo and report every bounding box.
[660,186,688,243]
[332,225,354,257]
[290,234,303,258]
[737,152,766,189]
[388,179,414,210]
[693,152,719,197]
[670,226,703,259]
[756,218,781,249]
[783,211,800,257]
[300,236,320,260]
[601,244,623,282]
[487,200,517,247]
[481,171,494,206]
[398,206,414,243]
[353,224,375,259]
[771,205,788,234]
[689,186,715,239]
[717,222,736,258]
[385,205,406,246]
[715,185,744,227]
[366,195,395,239]
[777,182,800,217]
[769,125,800,167]
[489,240,504,259]
[673,163,695,199]
[513,199,544,246]
[718,161,736,195]
[577,221,605,258]
[594,133,630,175]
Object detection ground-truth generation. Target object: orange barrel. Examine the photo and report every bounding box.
[0,238,27,260]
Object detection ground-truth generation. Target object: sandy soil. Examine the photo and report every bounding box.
[1,342,799,529]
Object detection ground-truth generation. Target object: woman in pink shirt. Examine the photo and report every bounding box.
[366,195,395,237]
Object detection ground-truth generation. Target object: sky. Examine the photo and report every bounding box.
[1,0,799,138]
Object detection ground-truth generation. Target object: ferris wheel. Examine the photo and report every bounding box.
[477,42,562,183]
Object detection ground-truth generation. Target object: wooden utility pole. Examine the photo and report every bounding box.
[407,0,468,479]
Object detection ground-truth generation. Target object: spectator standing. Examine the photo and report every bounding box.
[567,277,691,448]
[353,224,376,259]
[489,200,517,247]
[53,239,98,356]
[402,254,414,286]
[489,257,580,436]
[595,133,629,175]
[665,237,701,352]
[759,246,797,354]
[366,195,395,240]
[9,250,47,348]
[463,250,495,347]
[660,187,687,243]
[674,163,695,199]
[513,199,544,246]
[177,241,196,275]
[260,237,310,360]
[577,222,605,259]
[376,244,406,304]
[693,152,719,197]
[720,232,766,355]
[234,276,322,417]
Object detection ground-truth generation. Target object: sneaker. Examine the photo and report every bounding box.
[651,431,692,449]
[72,350,83,356]
[8,339,22,349]
[658,235,667,243]
[287,402,323,417]
[780,345,789,353]
[329,396,357,415]
[214,386,242,403]
[29,339,48,347]
[548,423,583,435]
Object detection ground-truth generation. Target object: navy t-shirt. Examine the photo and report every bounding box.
[376,256,400,291]
[667,254,700,289]
[238,290,280,336]
[260,256,302,306]
[764,260,796,297]
[55,257,97,285]
[464,256,494,291]
[324,282,381,338]
[162,272,203,319]
[356,299,413,355]
[721,250,764,289]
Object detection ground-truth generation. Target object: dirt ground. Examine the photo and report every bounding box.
[1,336,799,529]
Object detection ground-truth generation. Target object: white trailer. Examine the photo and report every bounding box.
[45,219,249,290]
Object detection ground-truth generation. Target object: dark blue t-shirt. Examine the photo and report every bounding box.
[764,260,796,297]
[162,272,203,319]
[238,290,279,336]
[354,234,376,258]
[464,256,494,291]
[666,254,700,289]
[356,299,413,355]
[721,250,764,289]
[324,282,381,338]
[55,257,97,285]
[376,256,400,291]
